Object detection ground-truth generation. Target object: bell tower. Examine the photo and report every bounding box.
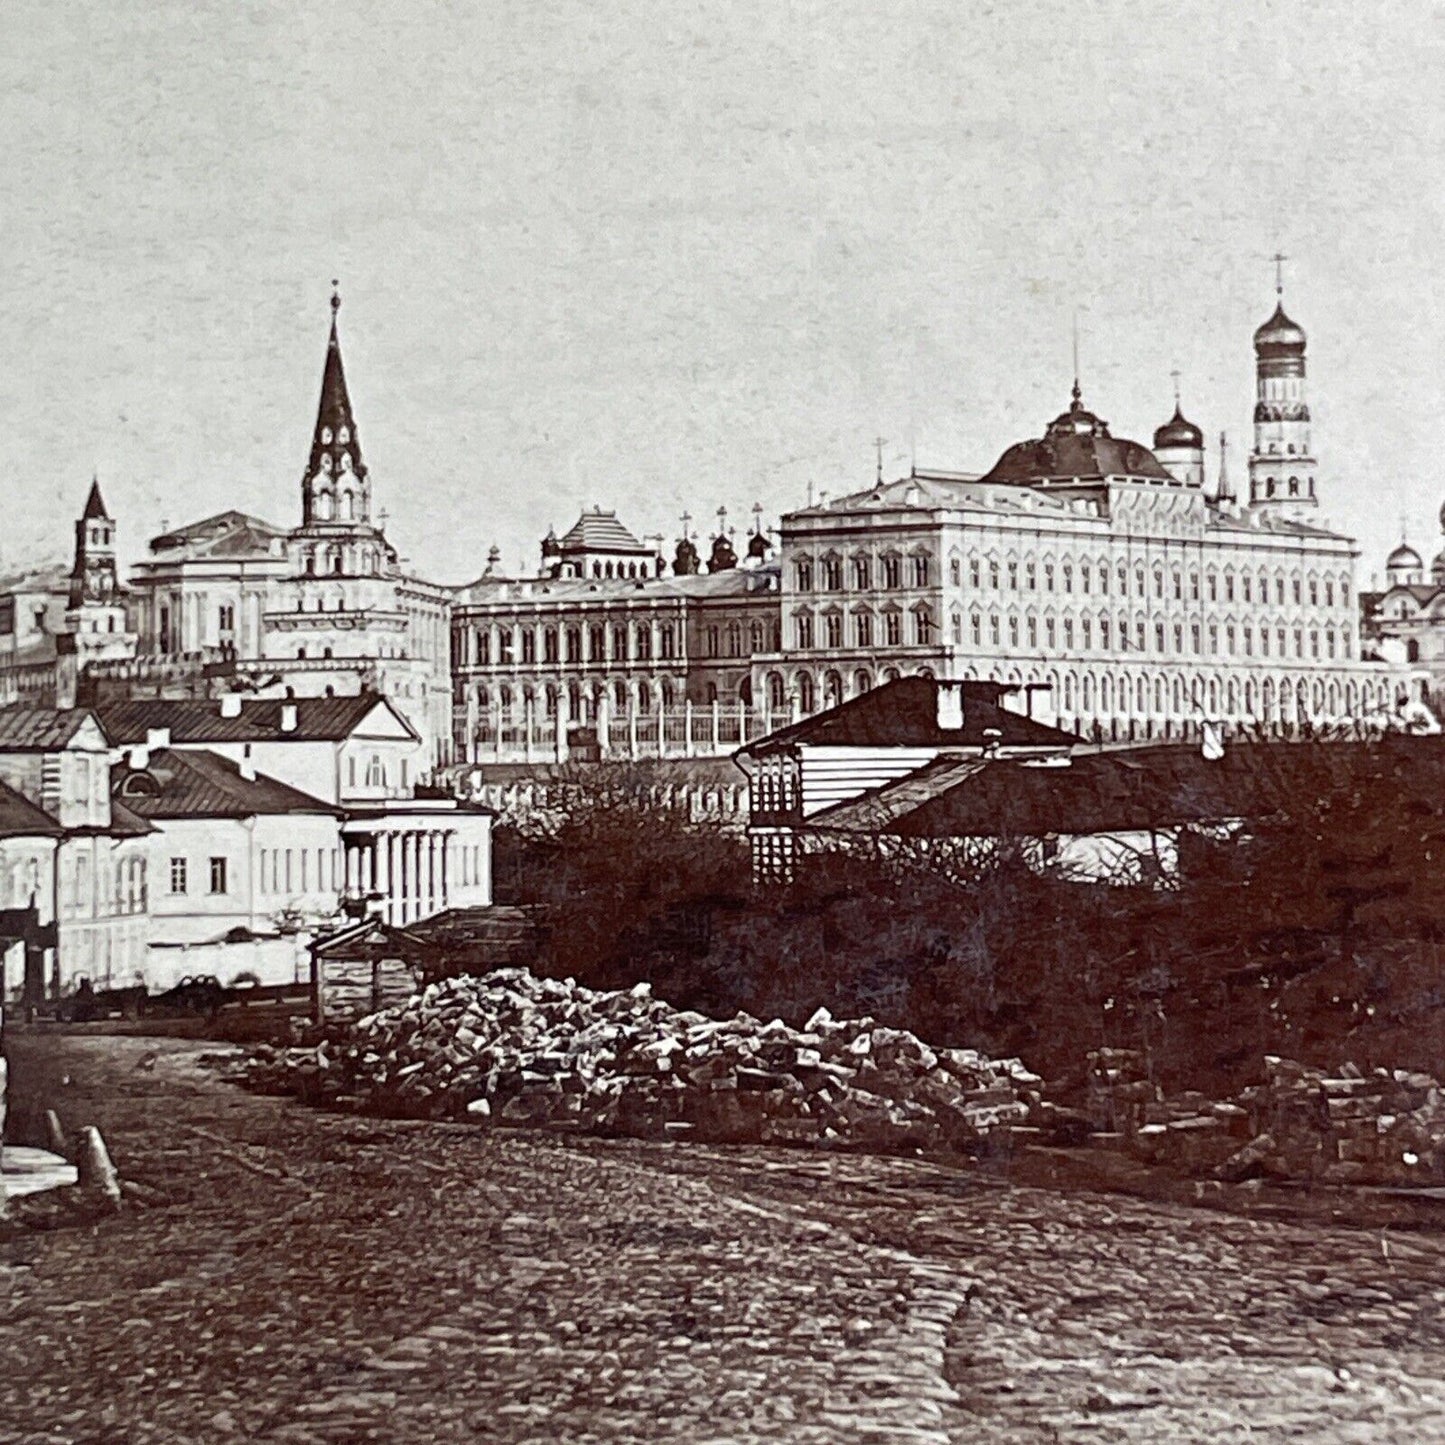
[1247,255,1318,519]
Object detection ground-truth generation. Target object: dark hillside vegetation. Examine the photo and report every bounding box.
[497,741,1445,1099]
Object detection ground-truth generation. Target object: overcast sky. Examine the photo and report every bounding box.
[3,0,1443,587]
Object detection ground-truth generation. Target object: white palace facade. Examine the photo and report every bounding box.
[751,289,1411,742]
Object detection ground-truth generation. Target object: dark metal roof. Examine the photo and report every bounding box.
[739,677,1079,756]
[81,479,110,521]
[0,779,64,839]
[981,387,1173,486]
[1153,405,1203,452]
[811,740,1445,840]
[98,692,416,745]
[113,749,340,819]
[305,294,368,487]
[0,708,103,751]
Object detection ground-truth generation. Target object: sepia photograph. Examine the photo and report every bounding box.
[4,0,1445,1439]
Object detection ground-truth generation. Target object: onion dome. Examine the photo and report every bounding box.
[1253,303,1307,356]
[1153,404,1203,452]
[540,527,560,557]
[1387,542,1423,572]
[672,535,700,576]
[747,528,770,560]
[708,533,738,573]
[1432,549,1445,582]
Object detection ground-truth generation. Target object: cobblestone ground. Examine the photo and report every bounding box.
[3,1036,1445,1443]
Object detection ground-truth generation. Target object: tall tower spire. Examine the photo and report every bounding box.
[70,475,118,608]
[1247,262,1316,519]
[300,281,371,529]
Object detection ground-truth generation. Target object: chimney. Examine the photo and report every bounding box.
[981,727,1002,760]
[280,703,298,734]
[219,693,242,719]
[936,679,964,731]
[128,745,149,771]
[146,726,170,751]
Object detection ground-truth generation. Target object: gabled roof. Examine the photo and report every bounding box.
[148,511,289,560]
[0,778,64,839]
[557,508,648,554]
[739,677,1079,757]
[98,692,419,746]
[0,708,108,752]
[113,749,340,819]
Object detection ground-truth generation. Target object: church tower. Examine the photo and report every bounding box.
[69,478,120,608]
[291,286,395,579]
[1247,258,1318,519]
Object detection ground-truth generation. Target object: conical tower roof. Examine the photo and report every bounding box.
[304,288,367,487]
[82,477,110,520]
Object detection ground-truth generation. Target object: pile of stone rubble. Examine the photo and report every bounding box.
[241,968,1042,1153]
[1216,1056,1445,1187]
[1082,1048,1445,1186]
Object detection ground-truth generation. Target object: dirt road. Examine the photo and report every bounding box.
[4,1034,1445,1443]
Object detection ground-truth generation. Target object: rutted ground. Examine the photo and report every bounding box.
[3,1035,1445,1444]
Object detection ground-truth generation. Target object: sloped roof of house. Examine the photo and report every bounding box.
[98,692,418,746]
[0,778,65,839]
[739,677,1079,758]
[113,748,340,819]
[809,740,1445,840]
[0,708,106,752]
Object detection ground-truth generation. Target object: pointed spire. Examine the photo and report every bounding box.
[303,282,369,526]
[875,435,885,484]
[1217,430,1235,504]
[82,475,109,520]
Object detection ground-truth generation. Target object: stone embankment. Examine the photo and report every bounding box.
[241,967,1041,1155]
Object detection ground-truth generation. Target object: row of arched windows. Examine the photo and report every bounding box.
[948,551,1350,609]
[794,549,931,593]
[792,605,933,649]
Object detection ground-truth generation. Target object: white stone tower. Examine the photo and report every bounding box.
[1247,255,1318,519]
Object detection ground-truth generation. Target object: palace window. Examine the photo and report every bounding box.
[1244,626,1253,656]
[169,858,187,895]
[1099,617,1110,649]
[1081,617,1091,649]
[612,624,628,659]
[727,621,742,657]
[825,613,842,648]
[1310,629,1319,658]
[856,556,873,590]
[498,629,514,665]
[1062,564,1073,594]
[948,558,960,588]
[521,631,536,664]
[218,604,235,633]
[912,554,930,587]
[1172,571,1182,600]
[748,621,762,654]
[1208,624,1219,654]
[820,556,841,590]
[1025,561,1036,590]
[565,627,581,663]
[209,857,228,895]
[1325,580,1334,607]
[1154,621,1164,652]
[706,625,720,657]
[916,610,935,645]
[1173,623,1182,652]
[796,613,814,648]
[1207,573,1218,603]
[637,625,653,660]
[659,624,675,659]
[1242,574,1252,603]
[970,558,981,589]
[1008,615,1019,647]
[475,628,490,665]
[543,627,559,663]
[1044,563,1054,592]
[1308,579,1318,607]
[1261,628,1270,657]
[796,559,814,591]
[1226,625,1236,654]
[1027,615,1038,648]
[951,613,962,643]
[1293,577,1302,605]
[589,624,605,661]
[855,612,873,648]
[971,613,981,646]
[1294,627,1303,656]
[1135,620,1145,651]
[1008,561,1018,590]
[1190,571,1199,601]
[882,555,901,589]
[885,611,902,646]
[988,560,1000,590]
[1191,623,1201,653]
[989,613,1000,647]
[1063,617,1074,648]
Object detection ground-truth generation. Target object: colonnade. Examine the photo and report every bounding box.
[342,827,454,926]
